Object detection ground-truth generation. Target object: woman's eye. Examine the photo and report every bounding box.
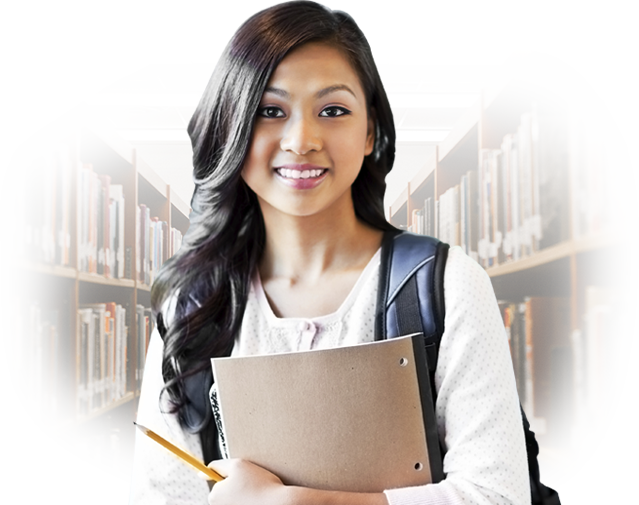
[258,107,285,118]
[319,106,350,118]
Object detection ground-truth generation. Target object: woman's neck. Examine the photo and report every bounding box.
[258,198,382,286]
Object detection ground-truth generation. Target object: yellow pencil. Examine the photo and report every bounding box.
[134,422,225,482]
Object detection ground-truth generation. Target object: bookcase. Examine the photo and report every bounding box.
[388,80,615,445]
[18,121,190,452]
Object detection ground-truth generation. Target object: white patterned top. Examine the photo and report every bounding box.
[130,246,530,504]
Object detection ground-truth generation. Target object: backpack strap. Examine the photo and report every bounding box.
[375,230,449,482]
[375,230,449,377]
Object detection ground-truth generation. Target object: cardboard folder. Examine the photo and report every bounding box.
[210,334,443,493]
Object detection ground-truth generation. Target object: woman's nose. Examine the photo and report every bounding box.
[280,115,322,155]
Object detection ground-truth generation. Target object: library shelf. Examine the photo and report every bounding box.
[78,272,136,288]
[21,261,77,279]
[388,49,639,495]
[0,419,73,464]
[77,391,137,424]
[0,51,190,494]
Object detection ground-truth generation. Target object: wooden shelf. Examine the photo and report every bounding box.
[0,419,73,463]
[78,272,135,288]
[438,101,480,162]
[389,189,408,219]
[137,282,152,292]
[486,241,573,277]
[137,155,168,197]
[21,261,77,279]
[409,152,436,195]
[77,391,137,423]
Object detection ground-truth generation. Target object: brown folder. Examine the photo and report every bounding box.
[211,334,443,493]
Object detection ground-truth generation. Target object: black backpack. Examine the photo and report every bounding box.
[162,230,560,505]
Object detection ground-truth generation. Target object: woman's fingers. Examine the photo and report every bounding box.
[207,458,233,478]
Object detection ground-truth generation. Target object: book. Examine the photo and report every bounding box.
[211,334,443,493]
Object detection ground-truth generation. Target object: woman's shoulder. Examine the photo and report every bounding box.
[444,245,489,283]
[442,245,496,308]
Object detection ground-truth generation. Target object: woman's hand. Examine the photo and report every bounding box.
[207,459,290,505]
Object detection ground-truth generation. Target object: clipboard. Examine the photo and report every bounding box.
[211,334,443,493]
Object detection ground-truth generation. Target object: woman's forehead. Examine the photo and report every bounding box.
[265,42,365,99]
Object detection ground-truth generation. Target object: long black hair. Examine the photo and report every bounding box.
[151,0,397,426]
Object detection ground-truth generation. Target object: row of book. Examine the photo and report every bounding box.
[75,428,121,495]
[569,54,639,238]
[498,289,611,439]
[0,296,64,447]
[23,148,186,282]
[407,105,592,268]
[17,299,154,419]
[76,303,129,415]
[0,472,55,495]
[137,204,183,287]
[24,143,73,266]
[78,164,127,277]
[135,303,154,389]
[76,302,153,416]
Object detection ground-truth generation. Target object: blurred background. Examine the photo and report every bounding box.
[2,0,637,503]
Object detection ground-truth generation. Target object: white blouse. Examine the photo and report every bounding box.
[130,246,530,504]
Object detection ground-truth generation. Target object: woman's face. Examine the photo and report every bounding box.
[241,41,374,221]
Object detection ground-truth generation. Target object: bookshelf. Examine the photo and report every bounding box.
[388,49,639,495]
[0,53,190,494]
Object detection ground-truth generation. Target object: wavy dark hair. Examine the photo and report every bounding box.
[151,0,397,428]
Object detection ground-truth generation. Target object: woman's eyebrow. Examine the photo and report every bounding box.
[263,84,357,100]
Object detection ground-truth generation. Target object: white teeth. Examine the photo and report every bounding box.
[277,168,325,179]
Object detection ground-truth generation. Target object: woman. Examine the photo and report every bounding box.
[131,2,530,504]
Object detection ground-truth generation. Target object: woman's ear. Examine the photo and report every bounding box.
[364,114,375,156]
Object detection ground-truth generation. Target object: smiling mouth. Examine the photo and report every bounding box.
[275,168,328,179]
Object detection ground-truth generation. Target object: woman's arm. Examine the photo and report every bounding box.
[384,246,530,505]
[208,459,387,505]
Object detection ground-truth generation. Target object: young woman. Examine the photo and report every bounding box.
[131,2,530,504]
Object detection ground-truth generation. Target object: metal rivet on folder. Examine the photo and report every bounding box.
[399,357,408,367]
[414,462,423,471]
